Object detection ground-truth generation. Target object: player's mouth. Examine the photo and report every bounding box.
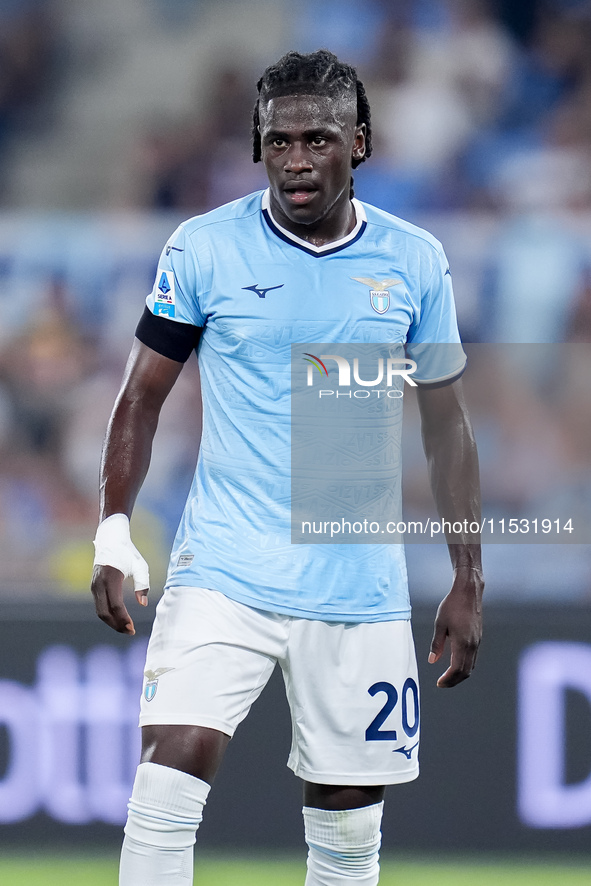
[283,182,318,205]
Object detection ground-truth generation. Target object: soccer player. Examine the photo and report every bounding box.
[91,50,483,886]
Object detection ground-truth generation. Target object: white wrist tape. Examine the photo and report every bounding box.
[93,513,150,591]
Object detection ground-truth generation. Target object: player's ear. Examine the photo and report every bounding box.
[352,123,366,161]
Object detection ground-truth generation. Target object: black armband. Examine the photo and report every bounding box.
[135,306,202,363]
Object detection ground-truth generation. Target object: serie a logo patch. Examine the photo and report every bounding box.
[154,268,176,317]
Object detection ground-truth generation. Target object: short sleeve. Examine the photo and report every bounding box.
[406,246,466,384]
[146,223,206,327]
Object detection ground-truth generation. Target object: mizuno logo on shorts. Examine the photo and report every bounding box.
[391,742,418,759]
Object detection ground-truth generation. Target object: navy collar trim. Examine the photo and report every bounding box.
[261,189,367,257]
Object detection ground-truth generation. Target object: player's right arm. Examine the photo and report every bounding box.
[93,220,205,633]
[91,338,189,635]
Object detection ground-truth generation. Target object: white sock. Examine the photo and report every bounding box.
[119,762,210,886]
[303,802,383,885]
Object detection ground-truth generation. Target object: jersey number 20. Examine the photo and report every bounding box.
[365,678,419,741]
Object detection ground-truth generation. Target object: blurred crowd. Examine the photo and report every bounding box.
[0,0,57,192]
[0,216,201,598]
[2,0,591,218]
[139,0,591,214]
[137,0,591,344]
[0,0,590,601]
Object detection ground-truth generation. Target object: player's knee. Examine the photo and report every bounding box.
[124,762,210,850]
[303,803,383,882]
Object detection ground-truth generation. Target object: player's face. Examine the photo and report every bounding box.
[259,94,366,244]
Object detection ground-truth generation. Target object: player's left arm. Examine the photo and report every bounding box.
[417,378,484,688]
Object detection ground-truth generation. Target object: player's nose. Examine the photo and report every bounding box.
[284,143,313,173]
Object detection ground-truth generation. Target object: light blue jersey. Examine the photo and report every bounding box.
[146,190,465,622]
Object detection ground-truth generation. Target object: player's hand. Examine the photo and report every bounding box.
[428,565,484,688]
[91,513,150,634]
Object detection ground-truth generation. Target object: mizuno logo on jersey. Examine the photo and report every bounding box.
[352,277,403,315]
[242,283,285,299]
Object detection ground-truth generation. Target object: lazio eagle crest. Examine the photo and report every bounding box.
[144,667,175,702]
[352,277,402,315]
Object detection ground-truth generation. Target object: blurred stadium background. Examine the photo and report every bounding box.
[1,0,591,882]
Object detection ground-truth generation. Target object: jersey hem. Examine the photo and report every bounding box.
[164,581,411,624]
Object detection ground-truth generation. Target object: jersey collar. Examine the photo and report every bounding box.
[261,189,367,257]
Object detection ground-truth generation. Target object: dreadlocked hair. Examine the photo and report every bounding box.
[252,49,372,197]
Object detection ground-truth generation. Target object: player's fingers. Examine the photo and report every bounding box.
[437,663,469,688]
[91,564,115,619]
[135,587,149,607]
[107,599,136,635]
[436,640,478,688]
[428,618,447,663]
[132,551,149,607]
[105,610,135,634]
[91,565,135,635]
[131,550,150,594]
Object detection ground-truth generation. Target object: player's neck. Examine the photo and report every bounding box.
[268,195,357,248]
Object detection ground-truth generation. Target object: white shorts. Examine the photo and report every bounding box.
[140,586,420,786]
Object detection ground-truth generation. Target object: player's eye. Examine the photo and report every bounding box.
[271,138,288,148]
[311,136,326,146]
